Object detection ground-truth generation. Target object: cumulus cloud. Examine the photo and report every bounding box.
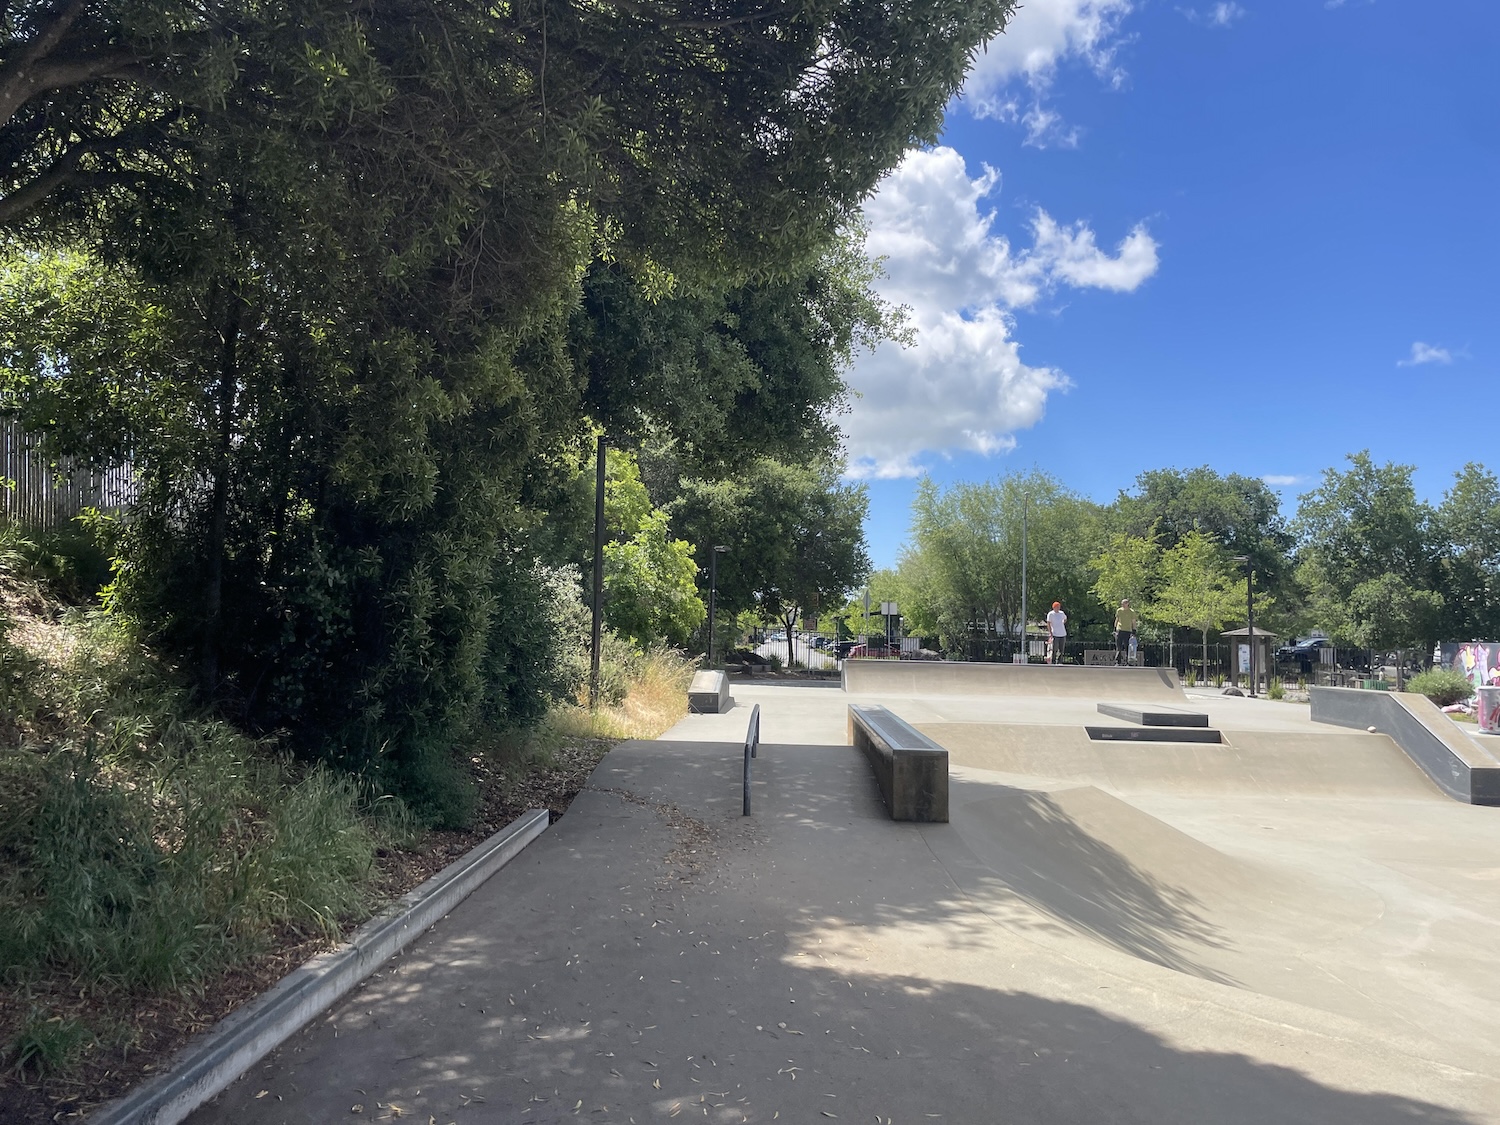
[1181,3,1246,27]
[843,148,1159,478]
[961,0,1134,146]
[1397,342,1453,366]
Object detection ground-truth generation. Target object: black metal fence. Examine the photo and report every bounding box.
[842,631,1382,687]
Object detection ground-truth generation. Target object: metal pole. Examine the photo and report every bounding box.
[1247,565,1256,697]
[1020,496,1028,663]
[589,435,606,709]
[708,548,718,666]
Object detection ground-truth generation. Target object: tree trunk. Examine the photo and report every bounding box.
[202,284,242,694]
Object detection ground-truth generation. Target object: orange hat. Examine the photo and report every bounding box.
[1052,601,1061,609]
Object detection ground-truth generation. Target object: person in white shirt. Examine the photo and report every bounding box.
[1045,601,1067,664]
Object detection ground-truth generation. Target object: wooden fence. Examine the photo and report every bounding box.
[0,417,136,529]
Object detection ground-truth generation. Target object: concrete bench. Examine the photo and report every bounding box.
[1083,649,1116,666]
[847,705,949,822]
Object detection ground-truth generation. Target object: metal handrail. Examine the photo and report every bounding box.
[742,703,760,816]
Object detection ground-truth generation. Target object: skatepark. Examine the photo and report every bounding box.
[178,663,1500,1124]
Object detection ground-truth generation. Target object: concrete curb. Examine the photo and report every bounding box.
[92,808,550,1125]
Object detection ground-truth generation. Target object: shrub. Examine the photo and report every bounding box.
[1405,668,1474,708]
[8,1009,93,1078]
[0,611,382,991]
[1268,677,1285,701]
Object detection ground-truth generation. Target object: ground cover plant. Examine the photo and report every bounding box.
[0,540,693,1123]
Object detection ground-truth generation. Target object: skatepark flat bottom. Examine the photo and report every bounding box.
[186,677,1500,1124]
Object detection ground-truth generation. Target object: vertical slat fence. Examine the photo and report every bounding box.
[0,417,136,528]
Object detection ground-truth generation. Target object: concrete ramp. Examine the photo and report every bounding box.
[944,779,1389,1003]
[843,659,1184,700]
[925,722,1444,798]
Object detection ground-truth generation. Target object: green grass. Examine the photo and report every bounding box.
[8,1009,94,1079]
[0,530,691,1091]
[0,594,397,1076]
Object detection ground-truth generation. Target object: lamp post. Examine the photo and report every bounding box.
[707,544,728,666]
[1020,494,1028,664]
[589,435,606,709]
[1232,555,1255,697]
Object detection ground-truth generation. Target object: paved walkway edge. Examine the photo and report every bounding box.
[92,808,551,1125]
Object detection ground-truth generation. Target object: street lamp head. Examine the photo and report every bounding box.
[713,544,729,553]
[1231,554,1249,564]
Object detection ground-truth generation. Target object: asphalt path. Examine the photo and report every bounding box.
[186,678,1500,1124]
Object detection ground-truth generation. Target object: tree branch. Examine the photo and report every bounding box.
[0,48,143,128]
[0,111,180,225]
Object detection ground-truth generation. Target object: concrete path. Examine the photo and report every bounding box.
[188,679,1500,1124]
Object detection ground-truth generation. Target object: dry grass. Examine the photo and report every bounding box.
[548,646,695,741]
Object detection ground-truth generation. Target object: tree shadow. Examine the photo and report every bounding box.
[183,739,1490,1125]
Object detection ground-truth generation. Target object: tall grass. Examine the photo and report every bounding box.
[0,604,395,1076]
[548,643,696,741]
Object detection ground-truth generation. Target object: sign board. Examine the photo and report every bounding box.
[880,601,899,616]
[1238,643,1251,673]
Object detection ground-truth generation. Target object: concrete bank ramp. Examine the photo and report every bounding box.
[843,659,1184,700]
[925,722,1444,798]
[946,783,1357,968]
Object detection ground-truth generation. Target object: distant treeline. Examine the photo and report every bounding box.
[848,457,1500,664]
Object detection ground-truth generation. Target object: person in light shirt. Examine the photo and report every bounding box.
[1045,601,1067,664]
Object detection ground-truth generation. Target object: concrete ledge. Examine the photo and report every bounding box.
[1097,703,1210,727]
[93,808,550,1125]
[1086,725,1223,744]
[842,659,1183,701]
[689,669,734,713]
[848,705,949,822]
[1311,687,1500,805]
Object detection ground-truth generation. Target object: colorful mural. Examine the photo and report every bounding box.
[1447,642,1500,689]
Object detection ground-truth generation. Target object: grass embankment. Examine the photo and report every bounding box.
[0,534,693,1121]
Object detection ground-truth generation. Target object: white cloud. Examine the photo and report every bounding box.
[1181,3,1247,27]
[961,0,1134,147]
[1397,341,1453,366]
[1261,475,1301,487]
[844,148,1159,478]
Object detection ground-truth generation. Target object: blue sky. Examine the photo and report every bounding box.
[844,0,1498,570]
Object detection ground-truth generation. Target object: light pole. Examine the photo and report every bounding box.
[707,544,728,666]
[589,435,606,709]
[1233,555,1255,697]
[1020,494,1028,664]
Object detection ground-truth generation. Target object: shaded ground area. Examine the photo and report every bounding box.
[186,709,1499,1123]
[0,738,613,1125]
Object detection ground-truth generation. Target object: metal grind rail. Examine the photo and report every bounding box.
[742,703,760,815]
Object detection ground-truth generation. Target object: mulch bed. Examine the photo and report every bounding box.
[0,737,615,1125]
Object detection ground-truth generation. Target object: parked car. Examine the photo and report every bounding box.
[846,643,892,659]
[1276,637,1333,666]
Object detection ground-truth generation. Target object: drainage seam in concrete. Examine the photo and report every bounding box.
[92,807,550,1125]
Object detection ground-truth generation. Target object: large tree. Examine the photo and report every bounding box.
[901,471,1103,655]
[1434,463,1500,641]
[669,455,870,660]
[1,0,1019,814]
[1150,530,1246,678]
[1114,466,1294,601]
[1292,452,1442,659]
